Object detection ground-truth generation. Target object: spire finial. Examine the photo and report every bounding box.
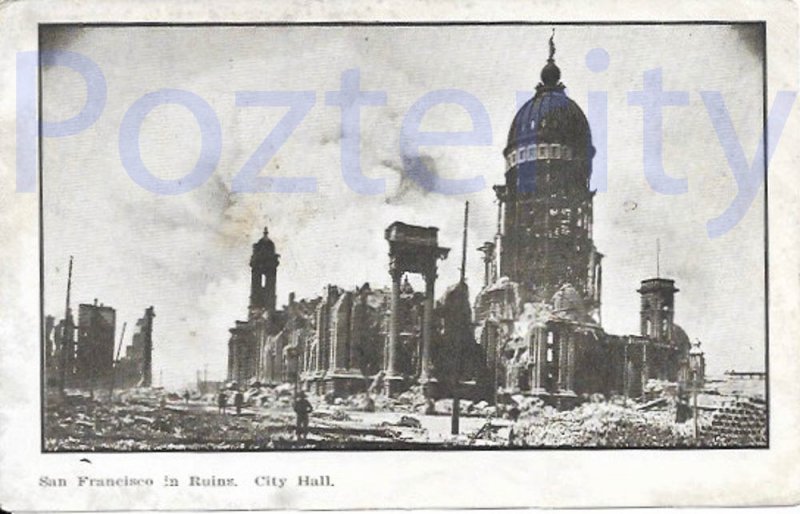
[263,226,269,238]
[539,29,562,90]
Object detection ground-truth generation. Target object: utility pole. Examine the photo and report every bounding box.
[59,256,74,396]
[451,201,470,436]
[108,321,127,402]
[460,202,469,284]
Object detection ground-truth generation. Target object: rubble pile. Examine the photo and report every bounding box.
[396,386,427,412]
[342,392,397,412]
[512,302,553,340]
[643,379,678,400]
[513,399,693,447]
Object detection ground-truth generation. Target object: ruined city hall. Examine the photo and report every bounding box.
[226,41,698,402]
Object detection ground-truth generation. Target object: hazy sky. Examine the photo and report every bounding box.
[42,24,766,388]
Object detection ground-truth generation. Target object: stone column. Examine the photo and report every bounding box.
[534,329,547,392]
[387,268,402,377]
[641,343,649,397]
[420,270,435,383]
[567,337,576,393]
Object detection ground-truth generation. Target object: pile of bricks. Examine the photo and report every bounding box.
[705,398,767,445]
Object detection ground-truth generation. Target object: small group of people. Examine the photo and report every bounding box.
[217,389,245,416]
[216,387,313,441]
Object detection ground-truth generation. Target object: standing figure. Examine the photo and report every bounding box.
[234,389,244,416]
[217,390,228,414]
[292,391,313,441]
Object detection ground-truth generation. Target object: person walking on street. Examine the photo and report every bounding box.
[217,390,228,415]
[293,391,313,441]
[234,389,244,416]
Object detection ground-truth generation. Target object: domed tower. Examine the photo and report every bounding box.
[494,34,603,320]
[250,226,280,314]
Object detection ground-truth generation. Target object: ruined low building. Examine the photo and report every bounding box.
[48,310,76,389]
[114,306,156,389]
[75,300,116,386]
[224,227,427,395]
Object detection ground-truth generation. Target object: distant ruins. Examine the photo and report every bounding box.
[114,306,156,389]
[46,299,117,390]
[226,37,704,403]
[46,259,155,392]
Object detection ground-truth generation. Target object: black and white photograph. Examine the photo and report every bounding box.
[38,22,770,452]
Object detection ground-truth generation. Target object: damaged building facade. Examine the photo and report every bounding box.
[226,39,698,402]
[114,306,156,389]
[226,224,476,397]
[474,39,694,401]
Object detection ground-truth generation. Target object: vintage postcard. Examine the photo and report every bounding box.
[0,0,798,511]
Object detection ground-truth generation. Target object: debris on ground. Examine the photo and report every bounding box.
[45,379,766,450]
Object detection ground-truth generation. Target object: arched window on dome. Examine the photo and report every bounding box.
[563,146,573,160]
[551,144,561,159]
[528,145,537,161]
[518,146,527,163]
[510,150,517,166]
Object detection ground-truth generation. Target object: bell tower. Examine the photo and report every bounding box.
[250,226,279,314]
[637,278,678,342]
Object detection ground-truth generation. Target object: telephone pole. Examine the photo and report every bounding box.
[460,202,469,284]
[59,256,74,396]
